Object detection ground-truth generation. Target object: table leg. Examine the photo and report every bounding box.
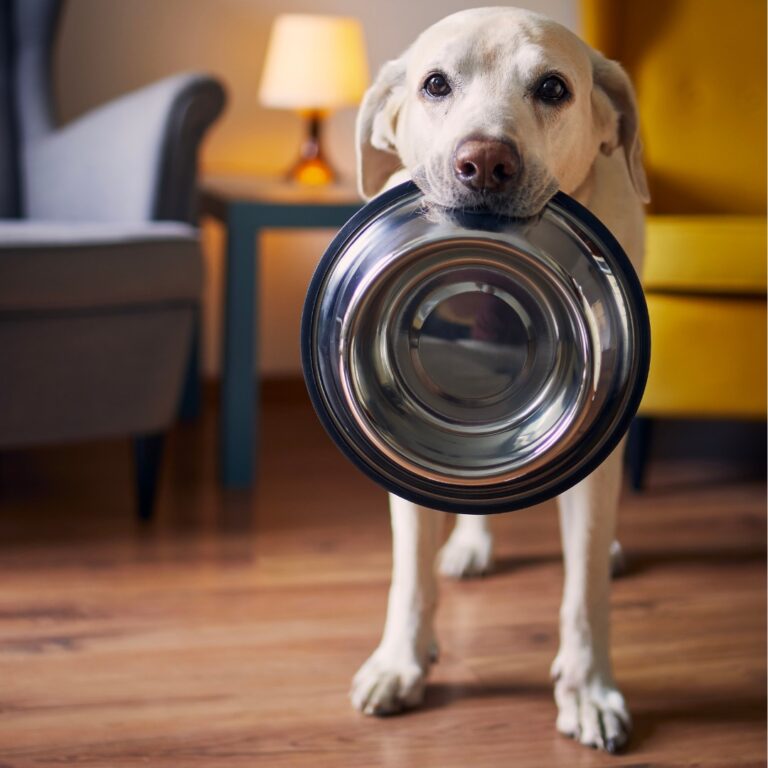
[178,309,201,422]
[220,205,258,488]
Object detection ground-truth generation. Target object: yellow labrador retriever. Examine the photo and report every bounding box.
[350,7,649,753]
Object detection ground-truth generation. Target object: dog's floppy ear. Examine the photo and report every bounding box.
[356,56,407,199]
[590,51,650,203]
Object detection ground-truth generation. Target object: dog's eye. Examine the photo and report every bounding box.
[535,75,569,103]
[423,73,451,98]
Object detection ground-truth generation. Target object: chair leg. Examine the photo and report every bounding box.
[134,433,165,521]
[626,417,653,491]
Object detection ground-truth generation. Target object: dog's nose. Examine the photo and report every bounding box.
[453,138,519,192]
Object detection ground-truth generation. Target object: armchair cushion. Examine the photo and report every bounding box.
[641,293,766,419]
[0,221,201,312]
[640,215,766,419]
[0,219,203,447]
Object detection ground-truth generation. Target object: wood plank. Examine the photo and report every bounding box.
[0,382,764,766]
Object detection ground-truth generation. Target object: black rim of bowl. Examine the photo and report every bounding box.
[301,181,651,514]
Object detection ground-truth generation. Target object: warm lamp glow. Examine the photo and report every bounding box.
[259,14,369,184]
[259,14,369,110]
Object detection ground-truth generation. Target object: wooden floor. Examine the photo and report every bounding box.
[0,382,764,767]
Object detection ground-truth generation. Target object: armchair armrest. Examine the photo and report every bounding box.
[23,73,226,223]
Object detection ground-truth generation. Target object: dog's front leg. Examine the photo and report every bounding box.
[350,493,442,715]
[552,447,631,752]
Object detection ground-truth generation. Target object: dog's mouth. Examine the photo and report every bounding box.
[447,191,541,221]
[411,162,559,221]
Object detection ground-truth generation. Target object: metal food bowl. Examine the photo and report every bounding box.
[301,181,650,513]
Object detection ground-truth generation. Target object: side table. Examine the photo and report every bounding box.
[199,176,362,488]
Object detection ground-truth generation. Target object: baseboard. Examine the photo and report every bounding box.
[201,376,307,404]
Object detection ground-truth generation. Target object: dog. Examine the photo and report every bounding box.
[348,7,649,753]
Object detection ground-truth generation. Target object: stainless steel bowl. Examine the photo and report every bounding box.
[302,181,650,513]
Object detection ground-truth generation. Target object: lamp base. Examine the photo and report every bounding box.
[288,111,337,186]
[287,156,336,186]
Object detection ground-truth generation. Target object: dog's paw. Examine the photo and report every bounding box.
[551,657,631,753]
[438,529,494,579]
[350,645,433,715]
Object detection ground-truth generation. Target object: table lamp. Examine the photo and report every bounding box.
[259,14,369,186]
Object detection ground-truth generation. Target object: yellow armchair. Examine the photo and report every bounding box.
[582,0,767,487]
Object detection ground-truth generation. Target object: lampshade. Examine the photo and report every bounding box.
[259,14,369,111]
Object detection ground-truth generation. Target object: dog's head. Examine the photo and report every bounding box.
[357,7,649,216]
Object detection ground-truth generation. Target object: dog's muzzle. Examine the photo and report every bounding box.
[453,137,521,193]
[301,181,650,514]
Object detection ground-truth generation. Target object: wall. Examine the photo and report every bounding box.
[55,0,580,376]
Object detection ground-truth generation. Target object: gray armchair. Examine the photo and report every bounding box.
[0,0,226,517]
